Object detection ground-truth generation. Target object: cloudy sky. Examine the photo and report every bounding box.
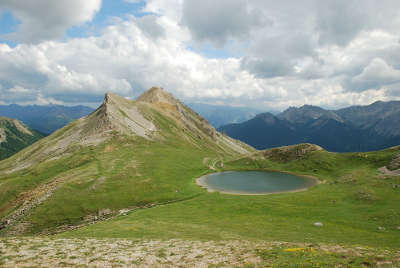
[0,0,400,111]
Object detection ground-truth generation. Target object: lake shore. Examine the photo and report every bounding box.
[196,170,321,196]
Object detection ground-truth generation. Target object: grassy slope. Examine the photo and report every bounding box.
[0,106,240,233]
[63,146,400,249]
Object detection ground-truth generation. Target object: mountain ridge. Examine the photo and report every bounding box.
[187,102,263,128]
[0,104,94,135]
[0,117,44,160]
[219,100,400,152]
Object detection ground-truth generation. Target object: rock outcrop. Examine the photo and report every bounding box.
[261,143,324,162]
[137,87,217,140]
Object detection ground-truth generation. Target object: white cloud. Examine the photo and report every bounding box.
[0,0,399,110]
[351,58,400,91]
[0,0,101,43]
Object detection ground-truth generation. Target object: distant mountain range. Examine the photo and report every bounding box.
[0,103,262,135]
[188,103,264,128]
[0,117,44,160]
[219,101,400,152]
[0,104,94,134]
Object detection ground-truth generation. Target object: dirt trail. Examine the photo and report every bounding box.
[0,170,89,234]
[203,157,223,170]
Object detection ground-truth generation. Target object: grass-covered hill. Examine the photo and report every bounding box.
[0,117,44,161]
[0,87,252,235]
[64,144,400,248]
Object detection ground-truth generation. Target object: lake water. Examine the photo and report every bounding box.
[197,171,317,195]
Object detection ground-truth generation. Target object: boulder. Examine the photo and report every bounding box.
[98,208,112,217]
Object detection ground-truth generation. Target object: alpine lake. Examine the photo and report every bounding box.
[197,171,318,195]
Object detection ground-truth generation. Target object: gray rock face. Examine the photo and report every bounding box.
[388,154,400,171]
[0,128,6,143]
[337,101,400,136]
[278,105,343,124]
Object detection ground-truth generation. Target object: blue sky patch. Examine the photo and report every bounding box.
[0,10,21,47]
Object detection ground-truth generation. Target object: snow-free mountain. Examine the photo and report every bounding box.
[219,101,400,152]
[0,87,253,234]
[0,104,94,135]
[0,117,44,160]
[188,103,263,128]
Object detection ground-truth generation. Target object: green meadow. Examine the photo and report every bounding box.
[59,144,400,250]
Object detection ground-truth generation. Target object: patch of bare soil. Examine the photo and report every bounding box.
[378,166,400,177]
[0,238,398,267]
[0,128,6,143]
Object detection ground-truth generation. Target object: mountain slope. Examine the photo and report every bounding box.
[0,104,94,134]
[219,101,400,152]
[219,112,300,149]
[277,105,343,124]
[0,87,253,234]
[0,117,44,160]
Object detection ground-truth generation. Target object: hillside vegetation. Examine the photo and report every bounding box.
[63,144,400,249]
[0,87,252,235]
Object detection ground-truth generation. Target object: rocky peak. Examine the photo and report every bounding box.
[278,105,343,124]
[136,87,179,106]
[137,87,221,141]
[102,92,128,108]
[0,117,32,136]
[255,112,276,125]
[104,92,119,104]
[90,92,157,137]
